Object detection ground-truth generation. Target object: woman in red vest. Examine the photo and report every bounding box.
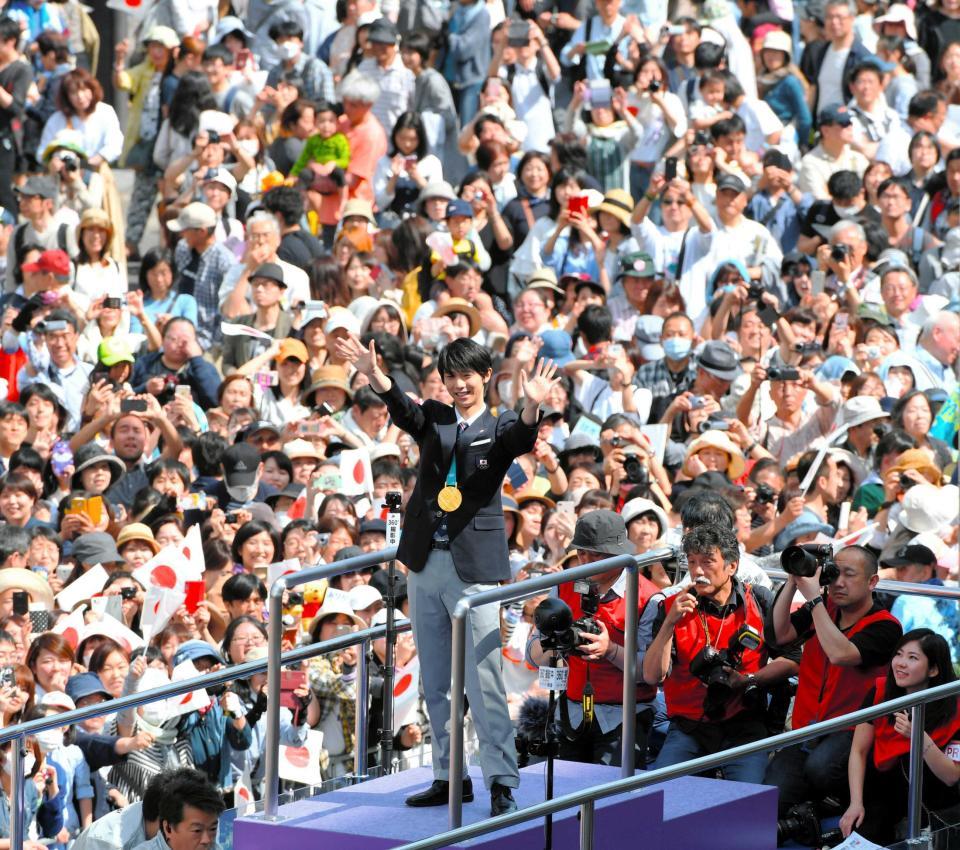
[840,629,960,843]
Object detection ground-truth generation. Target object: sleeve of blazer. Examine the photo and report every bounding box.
[494,407,540,459]
[376,380,429,442]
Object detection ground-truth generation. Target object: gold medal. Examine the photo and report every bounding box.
[437,486,463,512]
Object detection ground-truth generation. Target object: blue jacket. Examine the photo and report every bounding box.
[180,701,253,790]
[762,74,812,147]
[131,351,222,410]
[443,1,491,88]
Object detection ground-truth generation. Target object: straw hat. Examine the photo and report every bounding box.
[115,523,160,555]
[888,449,942,485]
[0,568,54,610]
[433,298,481,337]
[514,489,556,511]
[682,430,745,480]
[78,208,114,240]
[590,188,634,230]
[301,365,352,407]
[283,439,323,462]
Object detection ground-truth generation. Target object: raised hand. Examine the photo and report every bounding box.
[335,332,378,376]
[519,358,560,406]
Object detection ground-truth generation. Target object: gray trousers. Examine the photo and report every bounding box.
[408,548,519,790]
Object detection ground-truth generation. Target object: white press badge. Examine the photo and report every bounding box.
[386,511,401,547]
[538,665,569,692]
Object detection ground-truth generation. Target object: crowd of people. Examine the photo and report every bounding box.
[0,0,952,846]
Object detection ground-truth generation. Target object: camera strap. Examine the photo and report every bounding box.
[697,607,730,651]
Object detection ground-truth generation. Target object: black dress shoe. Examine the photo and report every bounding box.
[490,783,517,816]
[405,778,474,807]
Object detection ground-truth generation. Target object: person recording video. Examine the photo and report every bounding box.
[525,510,664,767]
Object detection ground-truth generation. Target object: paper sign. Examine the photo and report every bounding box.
[426,232,456,266]
[539,665,569,692]
[830,832,885,850]
[268,558,301,589]
[55,564,109,612]
[570,416,603,443]
[168,659,212,717]
[386,513,401,548]
[221,322,273,341]
[639,423,669,466]
[278,729,324,785]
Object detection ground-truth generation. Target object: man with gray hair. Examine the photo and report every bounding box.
[218,212,310,318]
[814,220,874,296]
[338,71,388,205]
[916,312,960,389]
[357,17,414,135]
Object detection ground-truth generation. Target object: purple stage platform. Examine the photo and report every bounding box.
[234,761,778,849]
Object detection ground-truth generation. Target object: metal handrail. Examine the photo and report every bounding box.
[5,614,408,850]
[396,678,960,850]
[263,546,399,820]
[446,546,678,828]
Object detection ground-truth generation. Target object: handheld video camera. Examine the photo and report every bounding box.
[780,544,840,586]
[534,581,602,655]
[622,450,650,489]
[689,624,763,719]
[385,491,402,511]
[766,366,800,382]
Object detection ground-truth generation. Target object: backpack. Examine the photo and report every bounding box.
[14,221,69,269]
[505,60,552,100]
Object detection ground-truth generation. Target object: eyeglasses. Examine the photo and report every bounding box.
[231,635,266,646]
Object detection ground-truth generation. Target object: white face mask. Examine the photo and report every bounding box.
[834,204,859,218]
[2,752,35,776]
[568,486,589,505]
[226,482,258,504]
[278,41,301,61]
[35,729,63,754]
[238,139,260,157]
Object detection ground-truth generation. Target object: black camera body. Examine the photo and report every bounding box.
[385,490,402,510]
[830,243,850,263]
[747,281,765,300]
[780,544,840,586]
[754,482,778,505]
[622,452,649,487]
[689,625,763,719]
[766,366,800,382]
[534,583,602,655]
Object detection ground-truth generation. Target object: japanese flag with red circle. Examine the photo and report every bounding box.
[393,656,421,728]
[167,659,213,717]
[338,448,373,497]
[53,607,87,650]
[179,525,206,580]
[133,545,200,593]
[268,558,301,589]
[278,729,325,785]
[140,586,187,644]
[81,615,145,654]
[106,0,150,16]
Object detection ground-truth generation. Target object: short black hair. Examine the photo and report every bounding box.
[836,544,878,577]
[159,770,225,832]
[0,525,30,564]
[269,19,304,41]
[437,338,492,379]
[262,185,306,226]
[202,43,233,65]
[372,458,402,482]
[221,572,266,604]
[144,767,206,823]
[849,60,884,83]
[827,170,862,201]
[43,309,78,332]
[694,41,725,70]
[795,449,828,488]
[723,75,744,104]
[711,114,747,139]
[875,427,916,470]
[401,30,433,62]
[353,385,388,412]
[193,432,228,478]
[682,523,740,565]
[577,305,613,345]
[876,176,913,199]
[680,491,735,531]
[0,18,21,45]
[908,90,945,121]
[0,401,27,423]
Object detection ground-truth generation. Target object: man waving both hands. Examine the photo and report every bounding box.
[336,332,559,816]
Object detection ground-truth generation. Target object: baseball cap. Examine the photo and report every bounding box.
[716,172,748,193]
[15,175,57,200]
[98,337,135,367]
[696,340,741,381]
[884,543,937,569]
[359,518,387,536]
[444,198,474,219]
[142,25,179,48]
[72,531,123,566]
[40,691,76,711]
[348,584,383,612]
[819,103,853,127]
[251,262,287,288]
[277,337,308,363]
[571,509,635,556]
[22,249,70,277]
[167,202,217,232]
[538,329,574,367]
[173,639,224,668]
[222,443,261,487]
[203,166,237,195]
[634,314,664,361]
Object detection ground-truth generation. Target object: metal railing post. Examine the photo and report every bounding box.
[620,565,639,776]
[448,606,468,829]
[907,702,926,839]
[263,581,285,820]
[354,638,370,780]
[11,734,23,850]
[578,801,594,850]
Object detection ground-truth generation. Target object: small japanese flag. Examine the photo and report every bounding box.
[167,659,213,717]
[55,564,109,613]
[133,546,198,592]
[179,525,206,580]
[105,0,151,15]
[53,607,87,650]
[278,729,325,785]
[81,616,145,654]
[234,765,256,816]
[393,656,421,728]
[286,490,308,521]
[140,586,187,645]
[339,449,373,497]
[267,558,301,589]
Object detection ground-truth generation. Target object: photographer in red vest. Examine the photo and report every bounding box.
[527,510,662,768]
[643,524,799,782]
[766,544,902,817]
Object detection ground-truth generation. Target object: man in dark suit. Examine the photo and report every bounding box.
[337,333,559,816]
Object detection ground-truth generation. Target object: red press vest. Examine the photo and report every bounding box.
[662,584,766,722]
[558,575,660,705]
[871,677,960,771]
[792,604,900,730]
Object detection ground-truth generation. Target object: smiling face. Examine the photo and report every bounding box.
[240,531,275,571]
[441,368,491,417]
[891,639,936,692]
